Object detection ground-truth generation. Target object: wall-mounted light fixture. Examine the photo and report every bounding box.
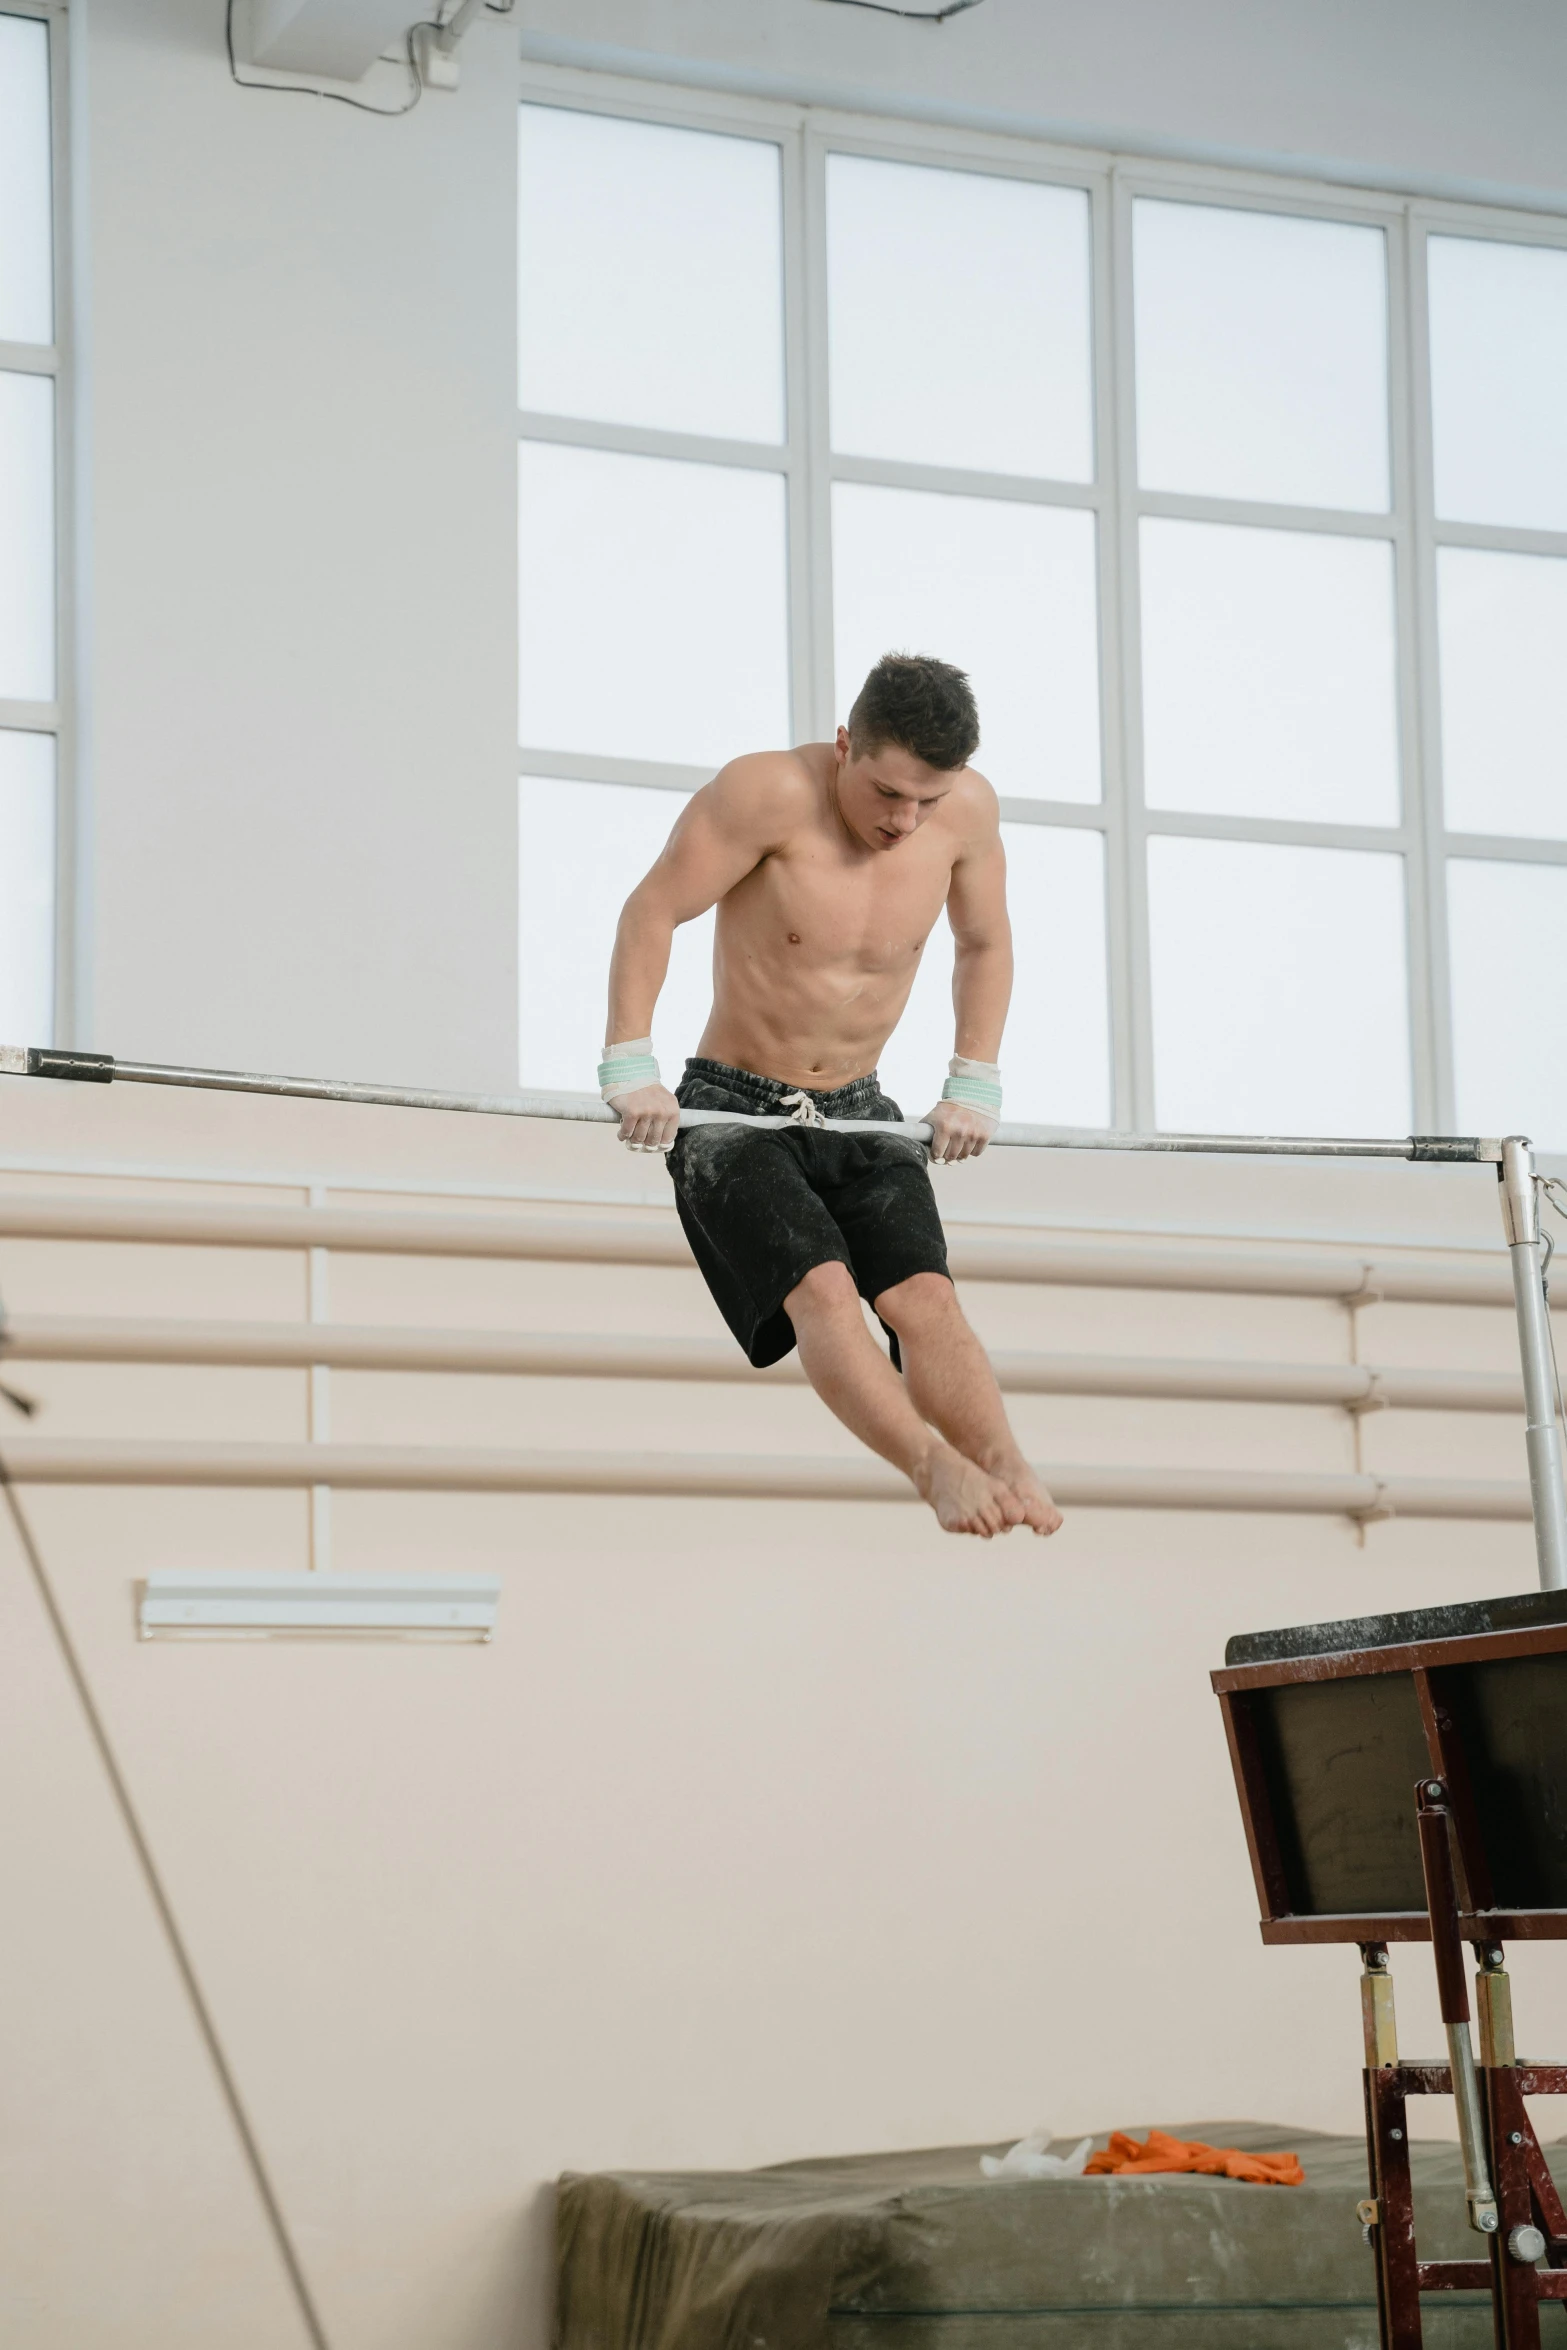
[139,1572,502,1642]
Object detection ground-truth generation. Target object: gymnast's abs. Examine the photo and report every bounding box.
[599,652,1062,1546]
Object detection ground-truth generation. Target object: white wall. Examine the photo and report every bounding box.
[2,1076,1564,2350]
[77,0,519,1087]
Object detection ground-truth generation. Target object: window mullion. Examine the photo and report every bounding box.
[518,411,793,474]
[779,116,817,750]
[1380,201,1439,1134]
[1403,213,1458,1133]
[800,122,836,741]
[1107,167,1154,1133]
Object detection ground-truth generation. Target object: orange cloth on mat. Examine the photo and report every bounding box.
[1084,2129,1305,2186]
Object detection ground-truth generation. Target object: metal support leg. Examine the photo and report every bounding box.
[1477,1950,1545,2350]
[1416,1781,1499,2239]
[1361,1942,1422,2349]
[1499,1138,1567,1594]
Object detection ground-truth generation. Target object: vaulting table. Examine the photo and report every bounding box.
[1216,1586,1567,2348]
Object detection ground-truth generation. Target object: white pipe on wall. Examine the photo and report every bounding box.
[0,1195,1526,1304]
[0,1436,1532,1519]
[0,1314,1529,1413]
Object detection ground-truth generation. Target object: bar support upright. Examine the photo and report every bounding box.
[1499,1137,1567,1593]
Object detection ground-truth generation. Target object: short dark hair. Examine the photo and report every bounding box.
[846,652,980,773]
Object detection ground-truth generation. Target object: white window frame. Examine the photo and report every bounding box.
[518,61,1567,1137]
[1,0,71,1045]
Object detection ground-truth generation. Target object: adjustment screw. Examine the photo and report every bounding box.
[1511,2131,1524,2145]
[1391,2127,1404,2141]
[1426,1780,1444,1797]
[1510,2224,1547,2264]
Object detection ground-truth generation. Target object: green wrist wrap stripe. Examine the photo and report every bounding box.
[941,1075,1002,1115]
[598,1053,658,1090]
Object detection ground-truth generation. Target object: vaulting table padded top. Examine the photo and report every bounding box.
[555,2121,1536,2349]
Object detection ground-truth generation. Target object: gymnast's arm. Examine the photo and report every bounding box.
[928,783,1013,1165]
[603,756,788,1151]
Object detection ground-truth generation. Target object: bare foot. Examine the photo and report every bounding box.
[985,1455,1064,1537]
[914,1444,1019,1537]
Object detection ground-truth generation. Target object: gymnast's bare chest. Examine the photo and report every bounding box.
[722,836,955,975]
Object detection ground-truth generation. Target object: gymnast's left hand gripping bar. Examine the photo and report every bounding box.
[0,1044,936,1140]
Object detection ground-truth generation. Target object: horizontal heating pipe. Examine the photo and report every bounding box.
[0,1437,1533,1519]
[0,1314,1529,1413]
[0,1196,1532,1306]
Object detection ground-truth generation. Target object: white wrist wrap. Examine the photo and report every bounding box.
[941,1055,1001,1117]
[598,1038,659,1102]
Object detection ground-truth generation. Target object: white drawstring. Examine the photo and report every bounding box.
[777,1089,826,1127]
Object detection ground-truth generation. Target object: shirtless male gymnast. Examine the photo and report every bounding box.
[599,652,1063,1543]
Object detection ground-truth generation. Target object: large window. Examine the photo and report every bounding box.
[0,7,60,1047]
[518,81,1567,1147]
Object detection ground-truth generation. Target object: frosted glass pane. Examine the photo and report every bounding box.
[520,443,790,769]
[832,484,1100,803]
[1140,518,1400,823]
[827,154,1092,480]
[1448,860,1567,1152]
[0,15,51,344]
[519,106,783,444]
[1134,200,1389,511]
[1430,237,1567,531]
[0,370,54,699]
[519,777,715,1089]
[875,826,1109,1126]
[1149,837,1410,1136]
[1003,824,1111,1126]
[1438,549,1567,841]
[0,730,54,1042]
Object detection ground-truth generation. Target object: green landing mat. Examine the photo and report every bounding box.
[555,2120,1542,2350]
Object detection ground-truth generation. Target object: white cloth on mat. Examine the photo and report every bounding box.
[980,2129,1094,2181]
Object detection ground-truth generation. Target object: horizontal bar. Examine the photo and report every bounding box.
[0,1194,1528,1303]
[0,1046,1505,1162]
[0,1314,1528,1411]
[0,1437,1532,1517]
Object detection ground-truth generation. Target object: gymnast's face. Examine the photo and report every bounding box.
[832,727,958,852]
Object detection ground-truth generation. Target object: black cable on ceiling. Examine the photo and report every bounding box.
[815,0,986,20]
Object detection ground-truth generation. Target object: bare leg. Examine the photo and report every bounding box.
[785,1262,1019,1537]
[876,1272,1063,1537]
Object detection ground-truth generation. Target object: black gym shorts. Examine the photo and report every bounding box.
[666,1057,951,1369]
